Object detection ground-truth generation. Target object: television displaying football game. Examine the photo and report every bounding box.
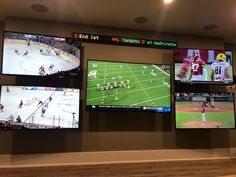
[174,48,234,84]
[175,92,235,129]
[2,31,81,77]
[86,60,171,112]
[0,85,80,130]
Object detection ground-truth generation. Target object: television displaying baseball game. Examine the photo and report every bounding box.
[174,48,234,84]
[175,92,235,129]
[85,59,171,112]
[2,31,81,77]
[0,85,80,130]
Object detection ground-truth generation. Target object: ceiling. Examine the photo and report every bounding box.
[0,0,236,43]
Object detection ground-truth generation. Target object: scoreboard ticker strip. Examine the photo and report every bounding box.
[72,32,177,49]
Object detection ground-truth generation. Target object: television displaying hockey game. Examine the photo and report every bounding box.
[86,60,171,112]
[175,92,235,129]
[174,48,234,84]
[2,31,81,77]
[0,85,80,130]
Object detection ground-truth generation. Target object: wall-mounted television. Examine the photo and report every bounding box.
[85,59,171,112]
[174,48,234,84]
[0,85,80,130]
[175,92,235,129]
[2,31,81,77]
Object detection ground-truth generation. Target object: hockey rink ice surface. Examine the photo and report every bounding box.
[0,86,80,128]
[2,40,79,75]
[86,61,171,107]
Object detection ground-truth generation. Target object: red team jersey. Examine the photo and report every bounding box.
[202,101,207,108]
[202,107,206,113]
[177,63,190,79]
[191,60,205,76]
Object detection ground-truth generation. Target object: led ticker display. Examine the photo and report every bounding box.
[72,32,177,49]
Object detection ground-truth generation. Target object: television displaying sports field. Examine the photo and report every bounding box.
[175,92,235,129]
[86,60,171,112]
[174,48,234,84]
[2,31,81,77]
[0,85,80,130]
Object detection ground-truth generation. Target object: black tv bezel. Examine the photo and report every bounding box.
[173,47,234,85]
[0,84,82,131]
[174,91,236,130]
[85,59,172,113]
[1,31,81,78]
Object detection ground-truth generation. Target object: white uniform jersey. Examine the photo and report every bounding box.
[211,62,229,80]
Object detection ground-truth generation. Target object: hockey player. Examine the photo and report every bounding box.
[72,112,76,119]
[23,50,29,57]
[48,64,55,71]
[41,106,46,117]
[0,103,4,112]
[39,65,46,75]
[19,100,23,108]
[37,100,43,107]
[14,49,20,55]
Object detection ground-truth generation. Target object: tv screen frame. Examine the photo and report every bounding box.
[1,31,81,78]
[174,92,235,129]
[85,59,171,112]
[174,48,234,85]
[0,85,81,130]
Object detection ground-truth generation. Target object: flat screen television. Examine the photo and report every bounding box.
[175,92,235,129]
[85,59,171,112]
[2,31,81,77]
[0,85,80,130]
[174,48,234,84]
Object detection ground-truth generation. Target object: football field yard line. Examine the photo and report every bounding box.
[93,63,154,77]
[131,95,170,106]
[126,64,152,102]
[103,62,107,85]
[87,84,167,101]
[89,73,164,82]
[153,65,170,76]
[100,62,107,104]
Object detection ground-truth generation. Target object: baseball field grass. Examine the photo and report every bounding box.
[175,102,235,129]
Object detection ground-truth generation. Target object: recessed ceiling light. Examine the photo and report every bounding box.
[31,4,48,13]
[164,0,173,3]
[134,17,148,24]
[202,24,218,31]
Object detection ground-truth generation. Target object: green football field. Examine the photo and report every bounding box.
[175,64,233,81]
[175,102,235,129]
[86,60,170,107]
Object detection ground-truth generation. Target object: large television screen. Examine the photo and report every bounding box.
[174,48,234,84]
[0,85,80,130]
[86,60,171,112]
[175,92,235,129]
[2,31,81,77]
